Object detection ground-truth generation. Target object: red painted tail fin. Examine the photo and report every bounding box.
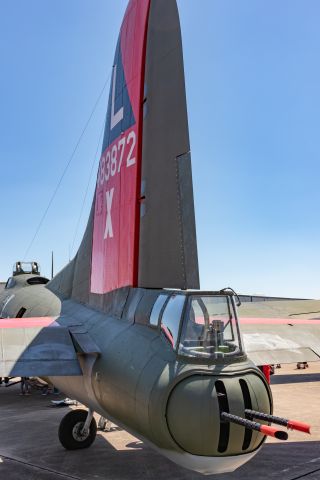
[50,0,199,304]
[91,0,150,294]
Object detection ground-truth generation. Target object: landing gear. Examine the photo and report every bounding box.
[297,362,309,370]
[58,409,97,450]
[98,416,112,432]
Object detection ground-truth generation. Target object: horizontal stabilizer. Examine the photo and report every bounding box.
[246,347,320,366]
[241,316,320,365]
[0,318,82,377]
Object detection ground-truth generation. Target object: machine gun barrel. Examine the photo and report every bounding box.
[221,412,288,440]
[245,409,311,434]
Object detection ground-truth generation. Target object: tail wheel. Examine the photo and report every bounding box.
[58,409,97,450]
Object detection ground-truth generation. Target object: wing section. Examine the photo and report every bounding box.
[0,317,82,377]
[241,317,320,365]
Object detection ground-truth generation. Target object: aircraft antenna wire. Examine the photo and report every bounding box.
[70,121,105,257]
[23,72,111,261]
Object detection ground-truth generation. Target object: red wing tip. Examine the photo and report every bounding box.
[0,317,58,329]
[240,317,320,325]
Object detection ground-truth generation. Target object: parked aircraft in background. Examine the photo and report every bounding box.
[0,0,315,475]
[0,261,57,319]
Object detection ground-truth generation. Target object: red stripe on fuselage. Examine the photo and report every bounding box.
[0,317,58,329]
[240,317,320,325]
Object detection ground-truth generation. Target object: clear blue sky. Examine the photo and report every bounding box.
[1,0,320,298]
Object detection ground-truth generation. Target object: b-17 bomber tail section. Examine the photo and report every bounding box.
[1,2,319,473]
[49,0,199,308]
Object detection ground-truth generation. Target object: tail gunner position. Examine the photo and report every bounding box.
[0,0,310,475]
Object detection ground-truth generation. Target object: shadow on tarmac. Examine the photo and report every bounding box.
[1,383,320,480]
[271,373,320,384]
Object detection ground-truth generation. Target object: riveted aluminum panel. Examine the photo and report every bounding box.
[138,0,199,289]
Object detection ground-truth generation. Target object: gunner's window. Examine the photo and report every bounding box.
[150,294,168,326]
[5,277,16,289]
[160,295,186,348]
[178,296,243,359]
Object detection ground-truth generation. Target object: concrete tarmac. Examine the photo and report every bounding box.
[0,364,320,480]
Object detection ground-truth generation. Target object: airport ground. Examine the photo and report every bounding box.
[1,364,320,480]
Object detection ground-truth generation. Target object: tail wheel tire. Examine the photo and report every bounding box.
[58,409,97,450]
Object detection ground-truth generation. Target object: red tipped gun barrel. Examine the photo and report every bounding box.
[245,409,311,434]
[221,412,288,440]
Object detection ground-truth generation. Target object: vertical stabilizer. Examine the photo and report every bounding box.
[90,0,151,294]
[90,0,199,295]
[50,0,199,304]
[138,0,199,289]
